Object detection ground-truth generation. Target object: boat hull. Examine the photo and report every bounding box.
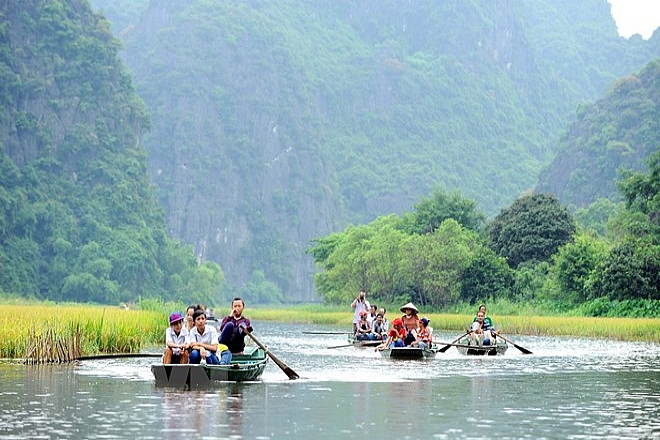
[151,347,267,389]
[378,346,438,360]
[348,334,383,348]
[455,337,508,356]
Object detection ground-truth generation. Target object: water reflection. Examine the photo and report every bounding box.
[0,321,658,439]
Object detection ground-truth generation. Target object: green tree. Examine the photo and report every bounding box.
[402,188,486,234]
[550,231,608,304]
[488,193,576,268]
[460,247,515,303]
[587,239,660,300]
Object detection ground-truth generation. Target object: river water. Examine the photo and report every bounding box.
[0,321,658,439]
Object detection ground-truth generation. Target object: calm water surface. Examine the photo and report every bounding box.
[0,321,659,439]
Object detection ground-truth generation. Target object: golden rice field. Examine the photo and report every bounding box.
[0,305,163,360]
[1,304,658,360]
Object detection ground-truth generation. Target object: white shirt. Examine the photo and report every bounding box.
[353,300,370,324]
[187,325,219,352]
[165,327,188,354]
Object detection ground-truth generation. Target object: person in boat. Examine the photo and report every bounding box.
[188,308,232,365]
[367,304,378,327]
[185,303,203,333]
[371,313,388,340]
[163,312,190,364]
[378,307,389,332]
[355,310,373,340]
[468,311,499,346]
[412,317,432,349]
[375,317,406,350]
[219,297,252,354]
[400,302,420,346]
[471,304,494,328]
[351,290,371,333]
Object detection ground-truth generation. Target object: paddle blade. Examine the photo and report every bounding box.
[499,335,533,355]
[512,342,533,355]
[241,324,300,379]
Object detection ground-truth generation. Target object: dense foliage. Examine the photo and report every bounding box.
[488,193,576,268]
[0,0,224,305]
[537,59,660,208]
[309,152,659,316]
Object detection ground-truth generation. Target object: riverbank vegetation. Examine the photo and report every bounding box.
[0,304,162,361]
[2,302,658,361]
[307,151,660,319]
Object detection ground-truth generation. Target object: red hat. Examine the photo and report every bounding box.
[359,310,368,317]
[392,318,403,326]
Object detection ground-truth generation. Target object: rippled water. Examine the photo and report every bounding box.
[1,321,659,439]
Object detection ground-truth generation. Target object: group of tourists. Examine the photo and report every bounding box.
[374,302,433,350]
[352,290,391,341]
[352,290,499,349]
[163,298,252,366]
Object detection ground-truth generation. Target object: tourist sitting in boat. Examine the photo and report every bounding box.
[163,312,190,364]
[188,308,232,365]
[375,318,406,350]
[412,317,432,349]
[367,304,378,326]
[371,313,388,340]
[219,297,252,354]
[472,304,494,328]
[468,311,498,346]
[378,307,389,332]
[355,310,373,340]
[400,302,420,346]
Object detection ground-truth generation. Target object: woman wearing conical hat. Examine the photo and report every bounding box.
[399,302,420,346]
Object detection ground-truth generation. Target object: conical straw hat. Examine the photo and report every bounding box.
[399,302,419,313]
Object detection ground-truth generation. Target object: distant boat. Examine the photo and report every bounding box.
[348,333,384,348]
[151,346,268,389]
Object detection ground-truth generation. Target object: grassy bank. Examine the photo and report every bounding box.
[2,304,658,360]
[0,305,162,360]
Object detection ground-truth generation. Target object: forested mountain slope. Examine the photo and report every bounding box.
[537,59,660,208]
[0,1,223,304]
[87,0,660,300]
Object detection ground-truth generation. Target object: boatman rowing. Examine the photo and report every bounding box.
[219,297,252,354]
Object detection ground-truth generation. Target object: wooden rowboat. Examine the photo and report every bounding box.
[151,346,268,389]
[378,346,439,360]
[348,333,383,348]
[455,335,508,356]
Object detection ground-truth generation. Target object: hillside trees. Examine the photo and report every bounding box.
[488,193,576,268]
[0,0,225,304]
[587,151,660,301]
[308,190,511,307]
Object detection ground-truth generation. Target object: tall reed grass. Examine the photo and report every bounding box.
[0,305,163,362]
[2,303,658,362]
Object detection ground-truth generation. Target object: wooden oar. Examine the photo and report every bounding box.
[327,343,355,349]
[432,341,494,350]
[77,353,162,360]
[497,334,533,354]
[437,332,468,353]
[240,324,300,379]
[303,331,351,335]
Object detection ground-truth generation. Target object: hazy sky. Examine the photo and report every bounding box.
[609,0,660,39]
